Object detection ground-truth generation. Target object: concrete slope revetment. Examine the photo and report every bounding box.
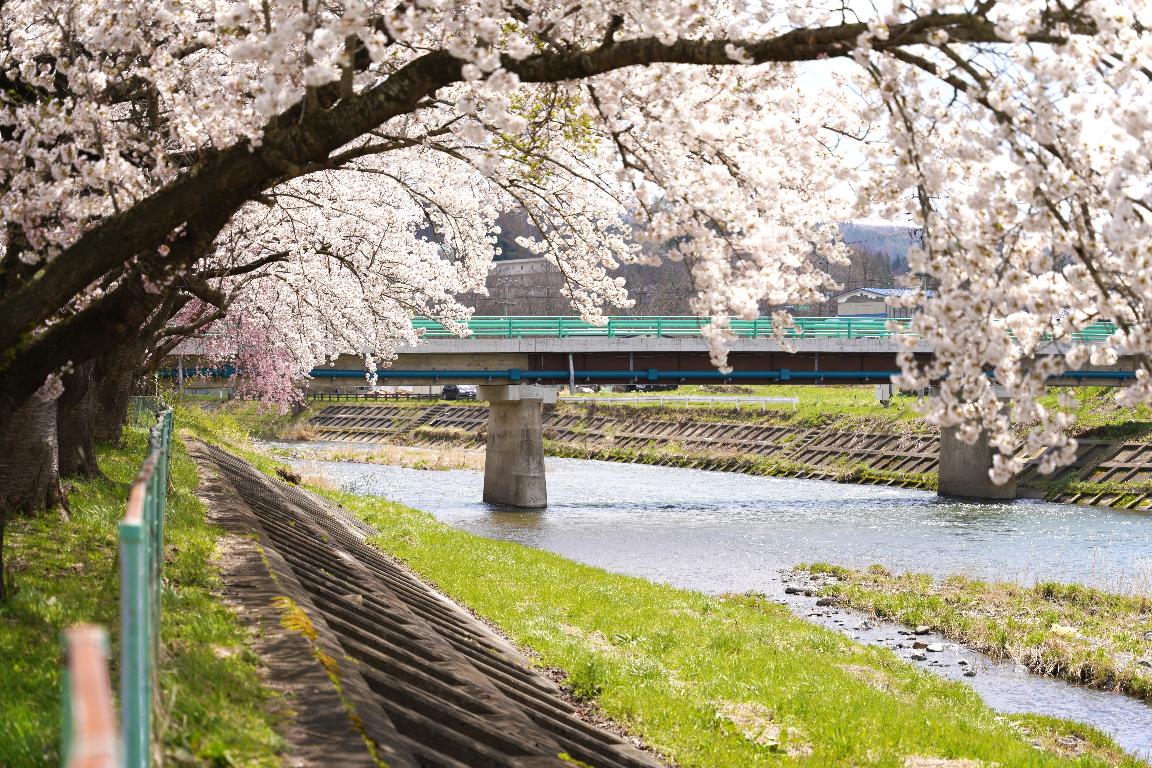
[192,441,663,768]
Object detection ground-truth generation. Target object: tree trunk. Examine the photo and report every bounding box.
[1,509,7,602]
[58,360,102,479]
[93,345,140,446]
[0,395,62,514]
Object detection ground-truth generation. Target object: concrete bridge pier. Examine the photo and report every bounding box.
[937,426,1017,501]
[478,384,557,508]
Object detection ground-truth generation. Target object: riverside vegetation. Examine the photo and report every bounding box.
[0,425,283,767]
[794,563,1152,704]
[180,402,1149,767]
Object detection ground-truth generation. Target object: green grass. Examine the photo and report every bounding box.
[797,563,1152,702]
[1033,387,1152,441]
[183,402,1147,766]
[325,492,1142,767]
[573,384,1152,440]
[166,391,314,440]
[0,428,283,767]
[559,385,930,431]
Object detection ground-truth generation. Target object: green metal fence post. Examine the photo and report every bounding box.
[119,509,150,768]
[116,408,173,768]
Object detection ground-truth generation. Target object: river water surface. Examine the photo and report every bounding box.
[279,445,1152,757]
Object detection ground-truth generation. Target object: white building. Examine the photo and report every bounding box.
[831,287,930,318]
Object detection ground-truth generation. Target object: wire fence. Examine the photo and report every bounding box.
[128,396,163,427]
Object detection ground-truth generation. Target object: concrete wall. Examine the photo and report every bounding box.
[837,298,887,316]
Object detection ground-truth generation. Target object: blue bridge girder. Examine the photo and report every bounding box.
[160,365,1137,387]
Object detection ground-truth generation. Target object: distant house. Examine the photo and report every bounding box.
[831,287,931,318]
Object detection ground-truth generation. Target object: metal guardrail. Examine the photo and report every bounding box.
[62,406,173,768]
[306,391,440,402]
[562,395,800,410]
[410,315,1120,342]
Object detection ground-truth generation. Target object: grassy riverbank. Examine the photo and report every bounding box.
[0,427,283,767]
[182,403,1147,767]
[796,563,1152,702]
[1037,387,1152,441]
[556,386,932,431]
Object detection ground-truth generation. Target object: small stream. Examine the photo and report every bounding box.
[275,442,1152,758]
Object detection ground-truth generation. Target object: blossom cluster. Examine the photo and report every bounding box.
[3,1,1152,479]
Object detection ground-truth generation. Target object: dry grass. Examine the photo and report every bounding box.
[297,472,339,490]
[409,425,478,443]
[303,444,485,471]
[282,422,320,441]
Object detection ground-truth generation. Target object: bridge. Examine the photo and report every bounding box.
[168,316,1135,508]
[309,315,1131,388]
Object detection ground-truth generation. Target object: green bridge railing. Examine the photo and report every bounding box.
[410,315,1119,342]
[61,403,173,768]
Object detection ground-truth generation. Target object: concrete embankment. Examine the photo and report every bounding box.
[305,402,1152,510]
[192,440,663,768]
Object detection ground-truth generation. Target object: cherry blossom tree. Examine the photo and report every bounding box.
[0,0,1150,514]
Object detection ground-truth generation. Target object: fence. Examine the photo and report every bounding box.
[128,397,162,427]
[561,394,800,410]
[62,405,174,768]
[306,390,440,402]
[410,315,1120,342]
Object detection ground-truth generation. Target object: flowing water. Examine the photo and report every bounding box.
[277,443,1152,758]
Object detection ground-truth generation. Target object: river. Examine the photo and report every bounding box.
[278,445,1152,758]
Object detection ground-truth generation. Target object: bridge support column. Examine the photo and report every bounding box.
[937,426,1017,501]
[478,385,557,508]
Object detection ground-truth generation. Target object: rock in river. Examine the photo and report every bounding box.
[927,643,945,652]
